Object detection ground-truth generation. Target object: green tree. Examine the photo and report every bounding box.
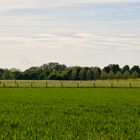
[0,68,4,79]
[71,68,77,80]
[108,64,121,74]
[16,72,24,80]
[39,73,47,80]
[100,71,108,80]
[23,72,31,80]
[122,65,130,73]
[56,73,63,80]
[102,66,110,73]
[42,62,67,71]
[48,72,62,80]
[108,71,115,80]
[66,68,72,80]
[24,67,41,80]
[79,68,87,80]
[71,67,81,80]
[115,71,123,79]
[3,69,14,80]
[131,71,139,79]
[131,66,140,74]
[61,71,68,80]
[86,70,93,80]
[123,71,131,79]
[93,67,101,80]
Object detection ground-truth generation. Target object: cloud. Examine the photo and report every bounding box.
[74,33,95,38]
[0,32,140,51]
[0,32,140,69]
[0,0,139,11]
[0,0,140,69]
[37,34,55,38]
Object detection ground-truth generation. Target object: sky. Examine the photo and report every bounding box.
[0,0,140,70]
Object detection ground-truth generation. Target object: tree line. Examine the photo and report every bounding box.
[0,63,140,80]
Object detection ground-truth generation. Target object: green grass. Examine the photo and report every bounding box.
[0,88,140,139]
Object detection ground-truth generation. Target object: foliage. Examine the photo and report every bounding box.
[93,67,101,80]
[100,70,108,80]
[123,71,131,79]
[79,68,87,80]
[108,71,115,80]
[131,71,139,79]
[0,62,140,80]
[3,69,15,80]
[122,65,130,73]
[86,69,93,80]
[115,71,122,79]
[0,68,4,79]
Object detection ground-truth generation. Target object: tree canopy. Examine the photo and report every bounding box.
[0,63,140,80]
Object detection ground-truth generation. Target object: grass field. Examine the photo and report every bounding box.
[0,88,139,139]
[1,79,140,88]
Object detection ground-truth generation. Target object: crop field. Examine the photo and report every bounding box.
[0,88,139,139]
[1,79,140,88]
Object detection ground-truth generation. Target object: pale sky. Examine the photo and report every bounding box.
[0,0,140,70]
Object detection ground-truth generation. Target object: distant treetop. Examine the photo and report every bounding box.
[0,62,140,80]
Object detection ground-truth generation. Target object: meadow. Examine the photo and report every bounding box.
[0,88,139,139]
